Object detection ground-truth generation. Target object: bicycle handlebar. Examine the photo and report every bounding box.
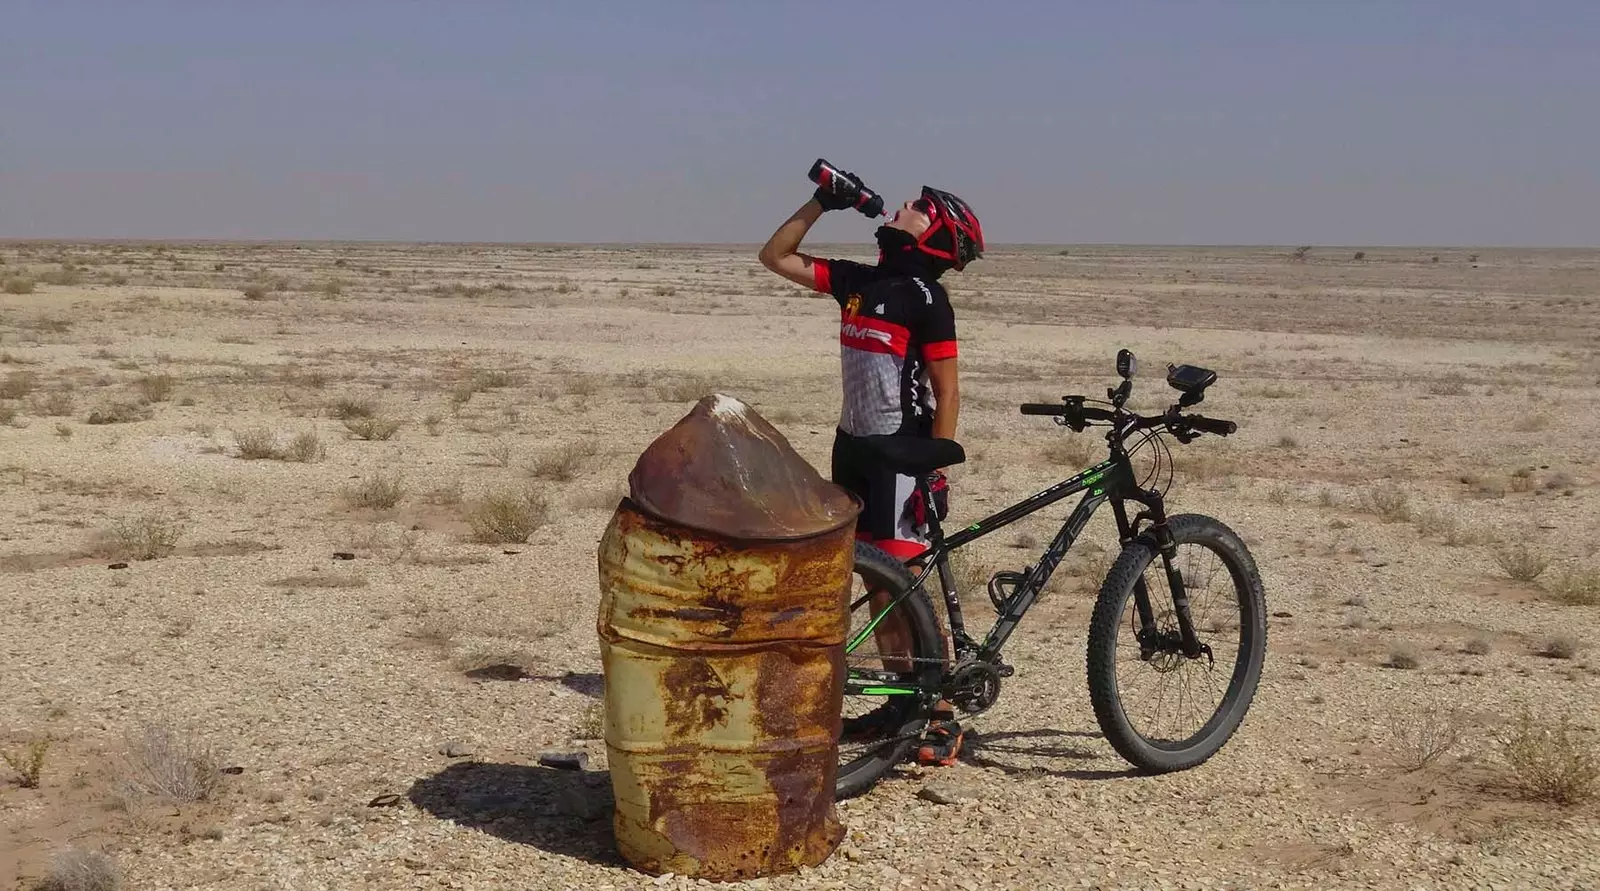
[1019,398,1235,439]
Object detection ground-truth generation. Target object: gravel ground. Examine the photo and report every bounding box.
[2,243,1597,890]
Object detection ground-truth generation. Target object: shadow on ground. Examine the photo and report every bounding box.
[959,728,1139,780]
[407,762,623,866]
[528,671,605,698]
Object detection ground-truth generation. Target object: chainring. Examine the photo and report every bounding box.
[943,659,1003,715]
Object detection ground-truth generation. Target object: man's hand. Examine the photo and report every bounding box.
[813,170,863,211]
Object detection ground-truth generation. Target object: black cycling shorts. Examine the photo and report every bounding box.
[831,428,931,561]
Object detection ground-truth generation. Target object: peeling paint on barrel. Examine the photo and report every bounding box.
[597,394,859,880]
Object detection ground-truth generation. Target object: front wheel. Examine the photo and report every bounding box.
[1086,513,1266,773]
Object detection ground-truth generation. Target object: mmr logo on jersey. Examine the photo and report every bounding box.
[840,322,893,345]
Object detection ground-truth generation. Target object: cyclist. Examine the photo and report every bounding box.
[758,177,985,766]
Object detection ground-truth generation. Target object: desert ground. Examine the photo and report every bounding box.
[2,241,1598,890]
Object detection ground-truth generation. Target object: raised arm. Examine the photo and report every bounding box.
[758,199,827,290]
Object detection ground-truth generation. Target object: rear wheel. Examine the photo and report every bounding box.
[1086,513,1266,773]
[835,541,943,800]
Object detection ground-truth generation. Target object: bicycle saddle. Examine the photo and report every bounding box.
[859,435,966,476]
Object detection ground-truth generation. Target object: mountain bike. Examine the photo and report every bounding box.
[836,349,1267,799]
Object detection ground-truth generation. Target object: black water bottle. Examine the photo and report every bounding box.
[808,159,885,217]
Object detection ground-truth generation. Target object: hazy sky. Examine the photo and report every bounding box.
[3,1,1597,245]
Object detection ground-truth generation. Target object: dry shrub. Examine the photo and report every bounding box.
[423,413,444,436]
[344,416,401,441]
[1274,434,1299,449]
[655,374,714,403]
[86,402,151,425]
[1426,377,1468,396]
[1,370,36,399]
[1544,567,1600,606]
[1508,467,1536,493]
[405,616,460,649]
[329,395,376,419]
[3,277,35,295]
[35,848,120,891]
[1498,709,1598,805]
[234,427,281,459]
[2,738,49,788]
[0,403,16,425]
[31,390,75,417]
[1462,635,1493,656]
[99,511,184,561]
[1040,436,1093,468]
[136,373,175,403]
[467,487,549,543]
[343,472,405,509]
[1359,487,1412,523]
[528,442,588,481]
[39,266,82,286]
[1534,635,1581,660]
[283,431,325,463]
[1386,645,1422,670]
[1388,706,1461,771]
[1494,542,1550,582]
[1176,450,1240,483]
[572,700,605,740]
[118,723,223,803]
[240,283,274,300]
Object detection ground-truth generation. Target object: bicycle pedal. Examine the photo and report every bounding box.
[995,661,1015,678]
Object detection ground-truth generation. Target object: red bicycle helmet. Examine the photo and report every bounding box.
[913,186,984,271]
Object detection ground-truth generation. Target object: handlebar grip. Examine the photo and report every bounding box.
[1020,403,1067,416]
[1188,415,1236,436]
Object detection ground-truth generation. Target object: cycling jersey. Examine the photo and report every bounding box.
[812,258,958,437]
[814,257,958,559]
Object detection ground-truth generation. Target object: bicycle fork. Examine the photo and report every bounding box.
[1114,496,1207,662]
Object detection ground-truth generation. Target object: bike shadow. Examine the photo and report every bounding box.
[958,728,1139,781]
[406,761,623,866]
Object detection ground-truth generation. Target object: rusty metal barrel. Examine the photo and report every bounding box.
[597,393,861,880]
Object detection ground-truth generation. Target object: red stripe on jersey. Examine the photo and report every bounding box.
[923,340,958,361]
[840,315,910,356]
[813,259,832,295]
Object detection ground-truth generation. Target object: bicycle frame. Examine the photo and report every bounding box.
[845,435,1201,696]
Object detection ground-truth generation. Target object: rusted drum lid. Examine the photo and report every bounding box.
[628,394,860,540]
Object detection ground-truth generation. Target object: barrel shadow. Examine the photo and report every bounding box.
[406,762,623,866]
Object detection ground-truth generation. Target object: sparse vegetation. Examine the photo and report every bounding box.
[99,511,184,560]
[35,848,121,891]
[1497,709,1598,805]
[528,442,588,481]
[1387,706,1461,771]
[1462,635,1493,656]
[1386,645,1422,670]
[136,373,175,403]
[283,430,326,463]
[343,416,402,441]
[329,395,376,419]
[3,277,36,294]
[1534,635,1581,660]
[118,722,223,803]
[234,428,281,459]
[1544,567,1600,606]
[466,487,549,543]
[2,737,50,788]
[1041,436,1093,467]
[573,700,605,740]
[31,390,75,416]
[343,471,405,509]
[1494,541,1551,582]
[1359,487,1412,523]
[1,370,36,399]
[1274,434,1298,449]
[85,402,152,425]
